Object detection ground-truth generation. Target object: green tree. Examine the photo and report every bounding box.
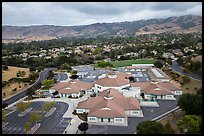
[182,75,191,83]
[163,121,174,134]
[189,61,202,72]
[2,65,8,70]
[178,93,202,115]
[78,122,89,134]
[93,47,103,55]
[97,61,113,68]
[196,87,202,95]
[42,102,52,112]
[30,112,41,124]
[51,101,56,107]
[71,70,78,75]
[177,115,202,134]
[2,110,6,123]
[41,79,54,88]
[137,121,164,134]
[24,121,31,133]
[60,63,72,71]
[16,101,31,112]
[154,60,163,68]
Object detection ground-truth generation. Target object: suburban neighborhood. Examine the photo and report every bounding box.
[2,2,202,135]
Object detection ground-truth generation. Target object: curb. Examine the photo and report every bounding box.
[45,107,56,117]
[27,123,41,134]
[18,107,33,117]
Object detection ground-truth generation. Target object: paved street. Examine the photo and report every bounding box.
[2,101,69,134]
[3,68,57,105]
[86,99,178,134]
[171,60,202,81]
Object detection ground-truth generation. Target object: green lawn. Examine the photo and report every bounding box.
[110,59,156,68]
[92,59,156,68]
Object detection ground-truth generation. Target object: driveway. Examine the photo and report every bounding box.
[171,60,202,81]
[2,101,69,134]
[86,99,178,134]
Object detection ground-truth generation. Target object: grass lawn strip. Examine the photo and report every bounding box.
[45,107,56,117]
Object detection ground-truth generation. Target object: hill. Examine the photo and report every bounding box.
[2,15,202,43]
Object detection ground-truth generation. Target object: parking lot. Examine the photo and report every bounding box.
[50,118,72,134]
[3,101,69,134]
[72,65,112,82]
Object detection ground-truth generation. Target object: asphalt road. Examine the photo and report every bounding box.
[171,60,202,81]
[3,101,69,134]
[86,99,178,134]
[55,73,69,82]
[3,68,57,105]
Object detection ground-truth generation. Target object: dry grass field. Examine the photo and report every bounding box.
[159,67,202,133]
[191,55,202,62]
[160,110,186,134]
[2,66,30,82]
[2,82,29,100]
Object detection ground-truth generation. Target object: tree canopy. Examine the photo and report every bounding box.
[137,121,164,134]
[78,122,89,134]
[178,93,202,115]
[177,115,202,134]
[154,60,163,68]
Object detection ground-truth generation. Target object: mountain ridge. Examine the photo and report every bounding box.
[2,14,202,43]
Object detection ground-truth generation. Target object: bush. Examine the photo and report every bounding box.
[2,65,8,70]
[72,110,77,115]
[68,95,72,98]
[154,60,164,68]
[182,75,190,84]
[97,61,113,68]
[2,103,8,109]
[137,121,164,134]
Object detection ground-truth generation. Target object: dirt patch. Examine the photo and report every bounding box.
[2,66,30,82]
[180,79,202,94]
[163,68,202,94]
[2,82,29,99]
[160,110,185,134]
[191,55,202,63]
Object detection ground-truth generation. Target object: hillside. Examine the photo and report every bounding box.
[2,15,202,43]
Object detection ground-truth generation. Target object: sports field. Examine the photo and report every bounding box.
[93,59,156,68]
[110,59,156,68]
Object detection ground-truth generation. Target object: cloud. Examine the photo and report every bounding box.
[2,2,202,26]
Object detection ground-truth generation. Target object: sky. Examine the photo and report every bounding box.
[2,2,202,26]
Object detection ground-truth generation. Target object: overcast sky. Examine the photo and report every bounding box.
[2,2,202,26]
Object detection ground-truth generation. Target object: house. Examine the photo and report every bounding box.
[94,72,131,93]
[76,88,143,126]
[131,81,182,101]
[172,49,183,56]
[49,79,94,98]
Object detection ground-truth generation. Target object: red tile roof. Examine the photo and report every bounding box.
[77,88,140,118]
[50,79,93,94]
[131,81,180,95]
[95,72,130,87]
